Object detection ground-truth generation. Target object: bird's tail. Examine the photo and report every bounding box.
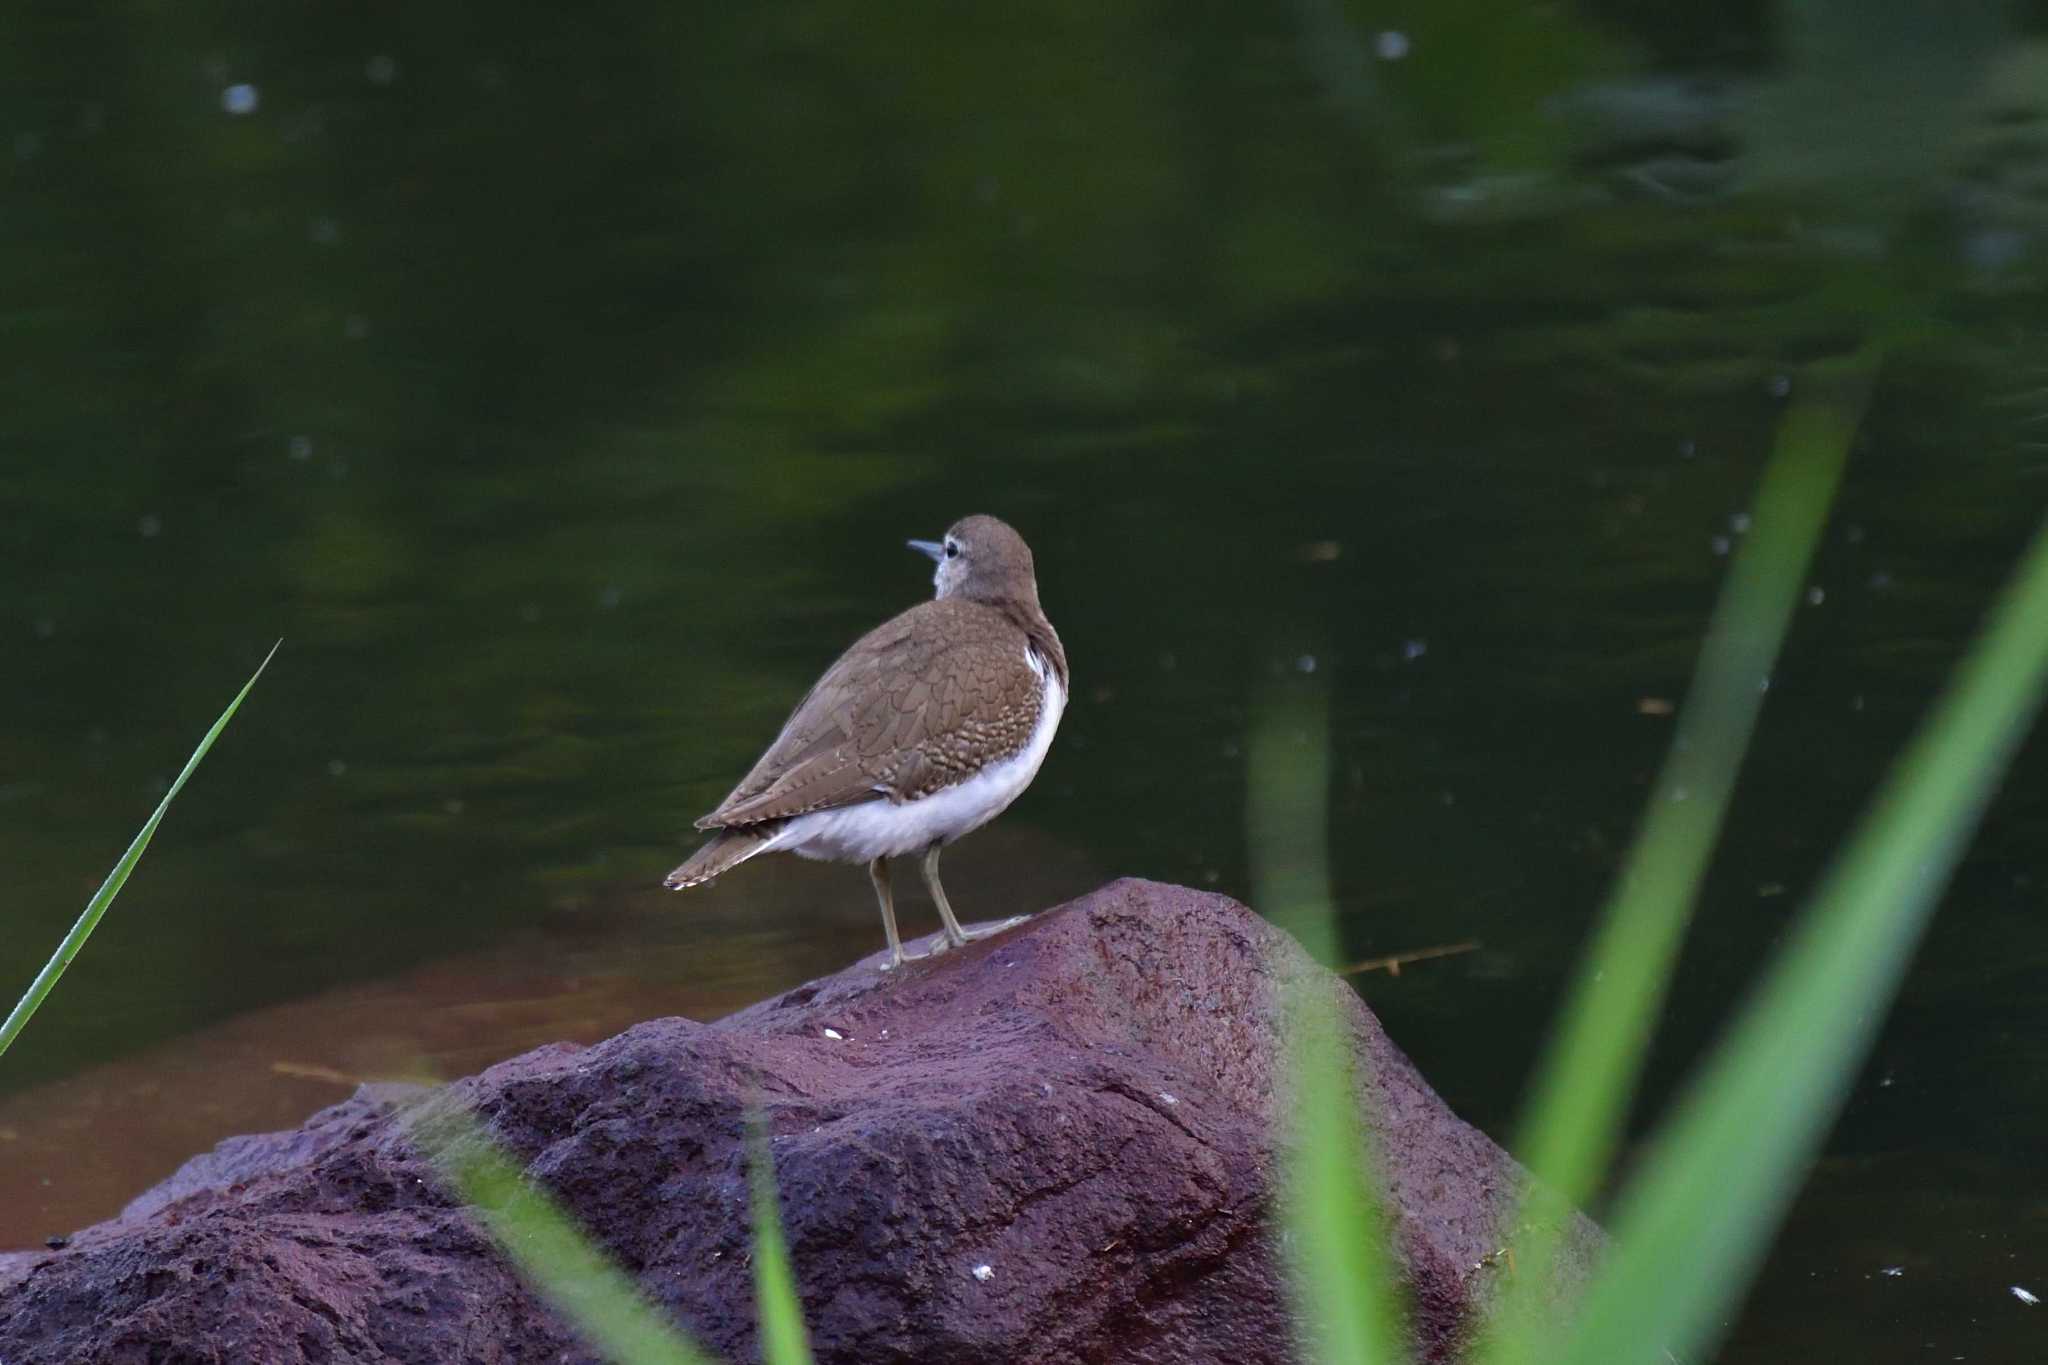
[663,825,780,890]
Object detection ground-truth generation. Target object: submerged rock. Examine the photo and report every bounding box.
[0,879,1599,1363]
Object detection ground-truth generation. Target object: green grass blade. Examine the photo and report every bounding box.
[747,1113,816,1365]
[1249,666,1406,1364]
[1557,513,2048,1365]
[421,1110,716,1365]
[1479,365,1873,1363]
[1282,998,1402,1365]
[0,640,281,1061]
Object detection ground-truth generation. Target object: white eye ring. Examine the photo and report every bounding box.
[944,541,959,558]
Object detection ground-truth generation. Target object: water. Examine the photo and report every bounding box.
[4,5,2047,1358]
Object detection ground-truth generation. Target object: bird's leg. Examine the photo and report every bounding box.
[922,843,1028,950]
[869,857,926,970]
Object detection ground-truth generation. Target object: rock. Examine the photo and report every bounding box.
[0,879,1600,1363]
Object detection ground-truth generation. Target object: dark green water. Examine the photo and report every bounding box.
[5,4,2047,1358]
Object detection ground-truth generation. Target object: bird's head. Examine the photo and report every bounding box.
[909,514,1038,606]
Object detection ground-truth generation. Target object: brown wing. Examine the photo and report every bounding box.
[697,599,1045,829]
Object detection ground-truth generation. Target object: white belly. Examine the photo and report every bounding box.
[770,657,1065,865]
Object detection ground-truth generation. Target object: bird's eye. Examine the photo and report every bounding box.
[944,541,959,558]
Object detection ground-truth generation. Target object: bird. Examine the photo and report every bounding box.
[664,514,1068,969]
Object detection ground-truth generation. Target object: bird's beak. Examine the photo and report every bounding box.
[907,539,945,562]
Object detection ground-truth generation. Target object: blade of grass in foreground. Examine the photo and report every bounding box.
[747,1113,816,1365]
[1558,513,2048,1365]
[423,1110,716,1365]
[1249,663,1405,1365]
[1479,364,1874,1364]
[0,641,280,1061]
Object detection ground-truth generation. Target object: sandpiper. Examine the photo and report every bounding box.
[665,514,1068,968]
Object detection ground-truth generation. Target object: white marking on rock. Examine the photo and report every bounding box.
[822,1028,843,1040]
[972,1263,994,1283]
[1159,1093,1178,1106]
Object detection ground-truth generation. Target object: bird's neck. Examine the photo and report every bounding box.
[941,583,1067,689]
[1000,594,1067,692]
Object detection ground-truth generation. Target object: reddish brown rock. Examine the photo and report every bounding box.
[0,879,1599,1363]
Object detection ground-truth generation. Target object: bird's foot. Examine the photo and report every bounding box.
[890,916,1032,968]
[879,943,935,972]
[963,914,1031,941]
[935,914,1032,952]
